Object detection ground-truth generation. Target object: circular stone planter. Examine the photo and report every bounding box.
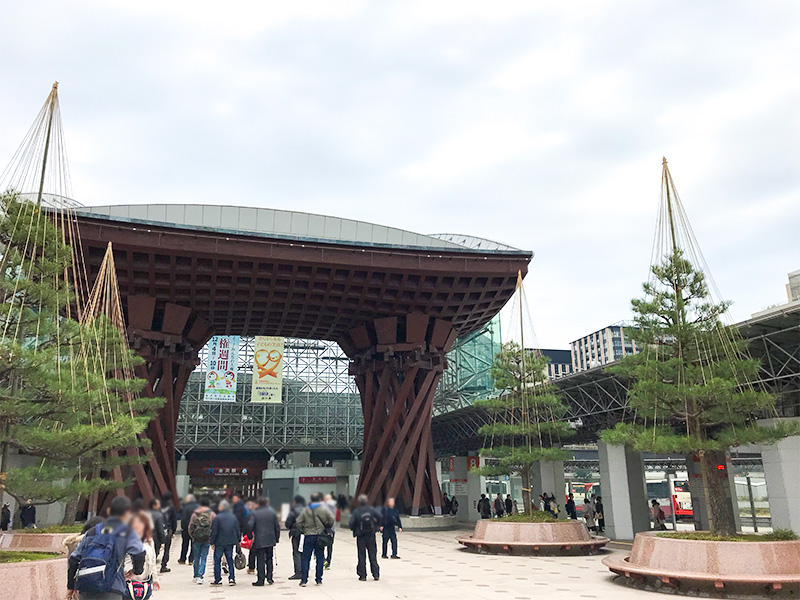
[457,519,609,555]
[0,532,72,554]
[603,532,800,595]
[0,556,67,600]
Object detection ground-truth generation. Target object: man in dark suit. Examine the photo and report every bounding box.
[246,496,281,586]
[210,500,241,586]
[178,493,199,564]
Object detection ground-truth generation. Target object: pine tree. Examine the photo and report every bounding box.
[601,250,797,536]
[0,192,163,513]
[474,342,573,515]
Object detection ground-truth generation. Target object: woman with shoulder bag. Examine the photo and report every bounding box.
[125,512,160,599]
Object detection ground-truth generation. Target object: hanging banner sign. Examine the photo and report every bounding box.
[204,335,240,402]
[251,336,284,403]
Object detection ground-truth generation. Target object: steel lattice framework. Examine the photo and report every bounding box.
[175,338,362,454]
[433,318,500,415]
[432,305,800,453]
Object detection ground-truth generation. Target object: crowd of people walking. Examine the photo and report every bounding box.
[64,489,407,598]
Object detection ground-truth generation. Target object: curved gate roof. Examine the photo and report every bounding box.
[75,204,532,341]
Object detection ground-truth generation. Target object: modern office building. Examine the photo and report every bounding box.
[570,323,638,372]
[539,348,573,379]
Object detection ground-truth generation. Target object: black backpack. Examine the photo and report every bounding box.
[356,509,377,536]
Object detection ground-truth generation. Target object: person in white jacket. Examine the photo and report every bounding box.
[125,511,161,595]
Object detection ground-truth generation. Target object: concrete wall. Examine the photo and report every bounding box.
[598,442,650,540]
[758,418,800,533]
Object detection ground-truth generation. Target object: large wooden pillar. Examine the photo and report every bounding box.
[124,296,212,506]
[340,314,456,515]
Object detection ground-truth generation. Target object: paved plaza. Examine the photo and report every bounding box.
[159,528,641,600]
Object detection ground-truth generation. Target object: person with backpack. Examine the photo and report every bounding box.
[284,495,306,581]
[178,494,198,565]
[246,496,280,587]
[380,497,402,559]
[296,492,334,587]
[477,494,491,519]
[158,492,178,573]
[210,500,240,587]
[188,497,215,584]
[67,496,146,600]
[348,494,381,582]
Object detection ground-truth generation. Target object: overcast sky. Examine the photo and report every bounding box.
[1,1,798,348]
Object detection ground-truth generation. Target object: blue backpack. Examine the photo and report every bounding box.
[75,522,128,593]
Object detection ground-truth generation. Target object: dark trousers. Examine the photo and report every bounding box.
[179,529,193,563]
[324,532,334,566]
[248,547,256,571]
[161,533,172,569]
[254,546,274,584]
[381,529,397,557]
[356,534,380,579]
[291,535,302,575]
[301,535,324,584]
[213,545,235,583]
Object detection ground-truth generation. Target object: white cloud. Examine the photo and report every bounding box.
[0,0,798,347]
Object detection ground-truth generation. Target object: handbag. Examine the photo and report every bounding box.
[240,534,252,550]
[234,547,246,570]
[125,578,152,600]
[313,511,333,550]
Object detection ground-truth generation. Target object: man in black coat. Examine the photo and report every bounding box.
[178,493,199,564]
[349,494,381,582]
[477,494,491,519]
[284,495,306,580]
[149,498,167,557]
[159,491,178,572]
[380,497,402,559]
[210,500,241,586]
[20,499,36,528]
[504,494,513,516]
[246,496,281,586]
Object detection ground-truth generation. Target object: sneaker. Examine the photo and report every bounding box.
[324,562,330,570]
[288,574,301,580]
[160,567,171,573]
[210,581,223,586]
[299,582,307,587]
[229,580,236,586]
[191,577,198,584]
[247,568,255,575]
[196,577,205,585]
[315,581,322,586]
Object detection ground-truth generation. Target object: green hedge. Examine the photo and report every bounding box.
[658,529,797,542]
[0,551,60,564]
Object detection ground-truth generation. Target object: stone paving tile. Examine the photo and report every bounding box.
[154,528,647,600]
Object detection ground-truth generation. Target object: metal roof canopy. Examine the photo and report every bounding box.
[74,207,531,342]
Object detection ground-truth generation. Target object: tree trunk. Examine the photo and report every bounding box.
[521,467,532,515]
[699,450,737,536]
[61,494,80,526]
